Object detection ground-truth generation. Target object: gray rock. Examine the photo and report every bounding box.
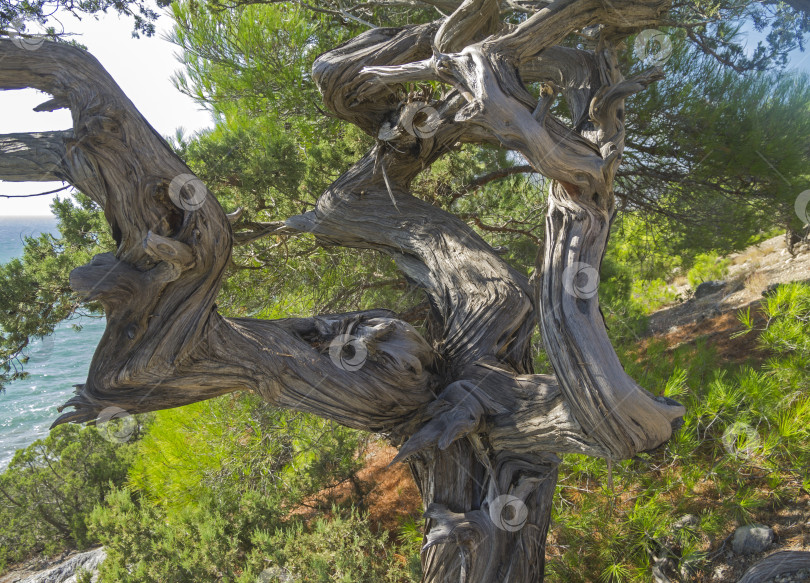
[673,514,699,531]
[763,283,782,296]
[257,567,297,582]
[713,564,732,582]
[732,524,774,555]
[18,548,106,583]
[695,280,726,298]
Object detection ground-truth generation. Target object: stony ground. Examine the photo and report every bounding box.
[708,500,810,582]
[643,234,810,583]
[766,568,810,583]
[648,234,810,337]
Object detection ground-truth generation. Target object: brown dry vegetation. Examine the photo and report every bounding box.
[292,440,423,533]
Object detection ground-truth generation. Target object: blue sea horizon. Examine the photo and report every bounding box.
[0,215,105,470]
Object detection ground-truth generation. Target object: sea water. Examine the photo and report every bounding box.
[0,216,105,469]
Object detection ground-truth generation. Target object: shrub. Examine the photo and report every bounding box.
[245,507,420,583]
[91,486,282,582]
[90,393,383,582]
[127,392,367,508]
[630,278,679,315]
[686,253,730,290]
[0,423,136,569]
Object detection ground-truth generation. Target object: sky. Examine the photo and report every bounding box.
[0,11,808,216]
[0,8,213,216]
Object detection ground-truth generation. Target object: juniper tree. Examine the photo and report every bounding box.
[1,0,809,580]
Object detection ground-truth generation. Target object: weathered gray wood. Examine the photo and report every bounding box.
[737,551,810,583]
[0,131,72,182]
[0,0,686,579]
[345,17,684,461]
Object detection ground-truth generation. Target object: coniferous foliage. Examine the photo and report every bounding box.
[1,0,810,580]
[0,423,137,569]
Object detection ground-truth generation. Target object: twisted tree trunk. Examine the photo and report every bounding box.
[0,1,684,580]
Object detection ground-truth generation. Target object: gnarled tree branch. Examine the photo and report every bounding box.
[1,0,684,578]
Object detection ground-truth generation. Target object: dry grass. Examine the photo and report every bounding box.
[744,271,768,296]
[738,247,770,265]
[290,440,422,532]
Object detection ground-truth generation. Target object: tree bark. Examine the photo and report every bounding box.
[0,0,684,580]
[737,551,810,583]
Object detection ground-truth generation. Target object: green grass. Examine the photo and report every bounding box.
[545,282,810,582]
[687,252,731,290]
[630,278,680,315]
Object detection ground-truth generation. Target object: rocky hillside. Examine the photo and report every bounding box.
[648,234,810,337]
[641,235,810,583]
